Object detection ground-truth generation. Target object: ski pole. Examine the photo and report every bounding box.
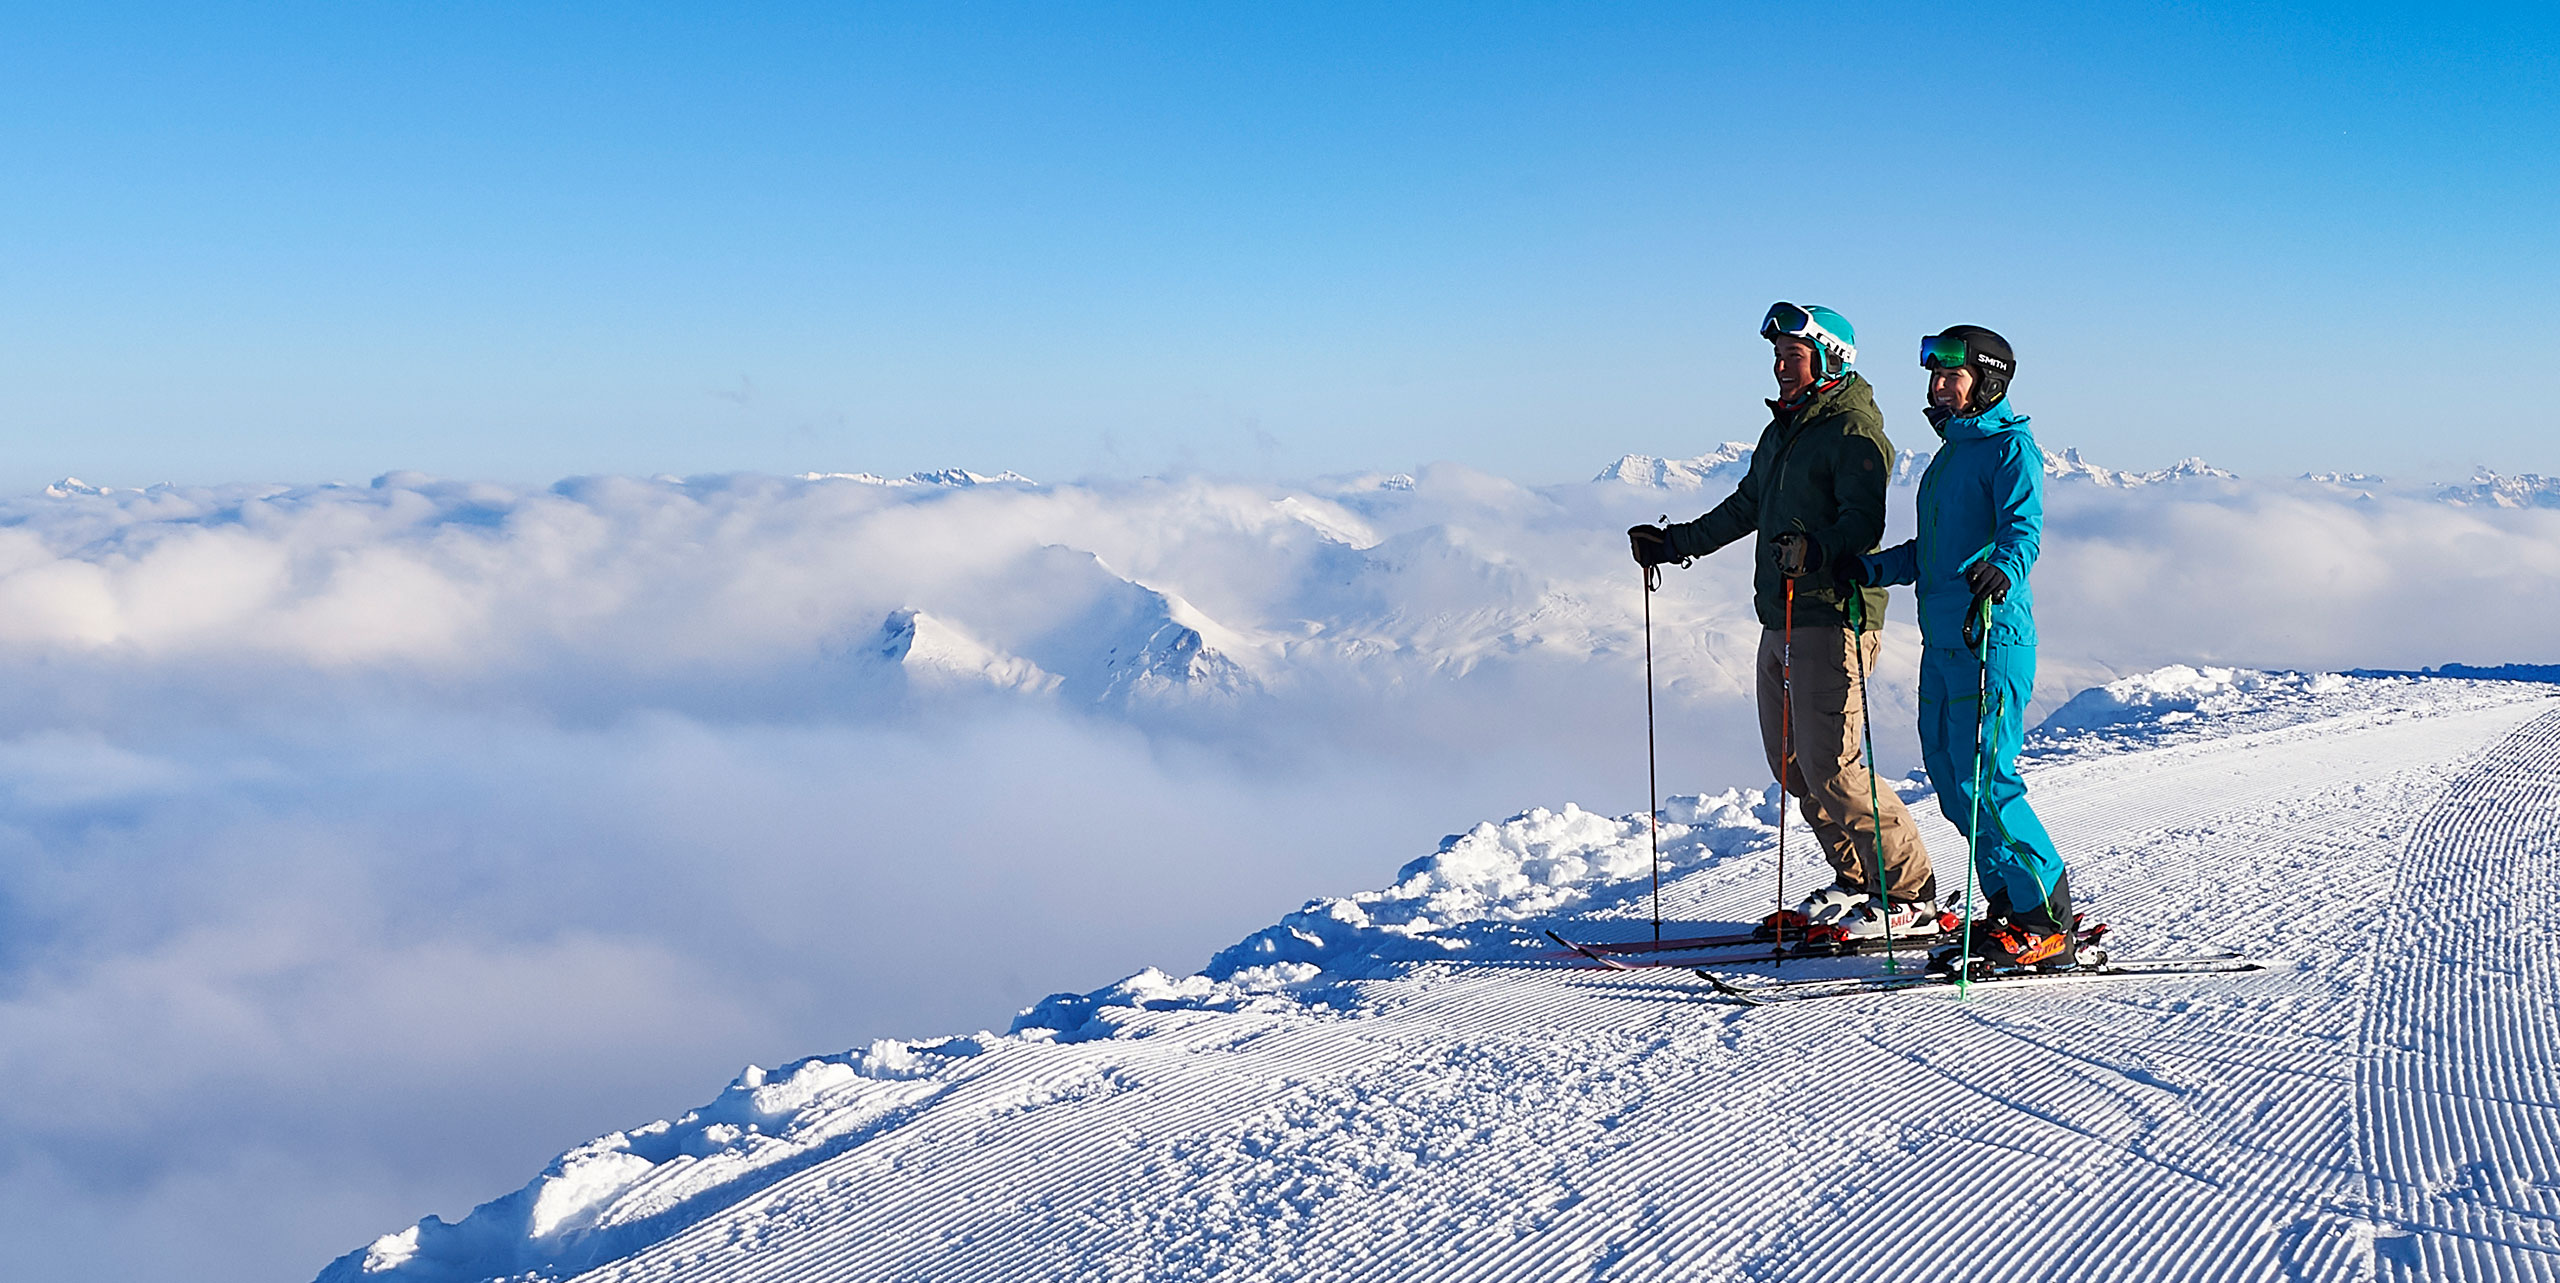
[1959,592,1993,998]
[1643,559,1663,943]
[1775,576,1794,952]
[1847,587,1898,973]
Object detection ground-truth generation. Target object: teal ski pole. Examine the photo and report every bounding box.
[1958,592,1994,998]
[1847,587,1897,973]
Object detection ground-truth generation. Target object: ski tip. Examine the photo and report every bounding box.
[1544,929,1639,970]
[1691,968,1769,1005]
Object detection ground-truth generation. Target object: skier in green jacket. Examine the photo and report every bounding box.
[1630,303,1937,940]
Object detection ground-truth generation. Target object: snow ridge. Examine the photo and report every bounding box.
[320,1046,957,1283]
[1599,444,2237,492]
[2042,447,2236,487]
[1593,445,1753,491]
[2437,468,2560,509]
[870,609,1060,694]
[794,469,1038,488]
[318,667,2560,1283]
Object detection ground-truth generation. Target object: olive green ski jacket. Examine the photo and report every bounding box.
[1662,372,1895,632]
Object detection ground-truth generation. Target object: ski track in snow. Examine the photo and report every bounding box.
[329,679,2560,1283]
[2358,710,2560,1280]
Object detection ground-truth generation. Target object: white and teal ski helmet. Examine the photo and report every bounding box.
[1761,302,1856,378]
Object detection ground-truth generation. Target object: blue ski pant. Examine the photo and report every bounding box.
[1916,636,2068,919]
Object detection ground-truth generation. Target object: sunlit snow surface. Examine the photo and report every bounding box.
[322,669,2560,1283]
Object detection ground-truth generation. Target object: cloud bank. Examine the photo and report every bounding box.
[0,451,2553,1282]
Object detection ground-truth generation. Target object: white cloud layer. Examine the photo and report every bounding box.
[0,451,2554,1281]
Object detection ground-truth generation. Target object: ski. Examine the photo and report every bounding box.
[1549,929,1954,969]
[1694,951,2263,1006]
[1544,927,1767,968]
[1547,920,2110,969]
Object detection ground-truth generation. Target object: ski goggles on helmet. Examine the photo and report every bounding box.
[1920,332,1972,371]
[1760,302,1854,364]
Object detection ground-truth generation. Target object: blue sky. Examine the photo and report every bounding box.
[3,2,2553,490]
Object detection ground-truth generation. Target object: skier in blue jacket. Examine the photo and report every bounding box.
[1847,326,2078,970]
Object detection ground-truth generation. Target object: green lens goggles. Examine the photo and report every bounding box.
[1762,302,1817,340]
[1919,334,1970,371]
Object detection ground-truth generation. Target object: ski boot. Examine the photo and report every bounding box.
[1755,881,1866,941]
[1976,921,2078,971]
[1978,874,2081,972]
[1839,897,1949,940]
[1928,913,2106,975]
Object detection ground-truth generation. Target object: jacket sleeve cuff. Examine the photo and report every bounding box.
[1992,545,2034,586]
[1865,540,1919,586]
[1663,519,1723,559]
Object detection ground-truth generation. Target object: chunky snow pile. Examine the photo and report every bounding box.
[2015,666,2511,763]
[1184,788,1824,991]
[311,665,2560,1283]
[1009,794,1796,1037]
[335,1047,954,1283]
[2040,665,2353,736]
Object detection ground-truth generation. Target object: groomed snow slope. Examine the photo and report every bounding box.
[325,672,2560,1283]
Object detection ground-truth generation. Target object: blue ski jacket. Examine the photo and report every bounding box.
[1861,399,2042,647]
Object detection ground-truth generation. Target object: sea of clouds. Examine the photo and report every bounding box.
[1,452,2554,1281]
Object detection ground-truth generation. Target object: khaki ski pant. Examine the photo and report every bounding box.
[1755,624,1935,903]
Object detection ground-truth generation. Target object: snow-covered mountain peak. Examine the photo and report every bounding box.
[796,468,1038,488]
[1093,600,1257,704]
[1271,495,1381,549]
[871,609,1060,694]
[2438,469,2560,509]
[1014,547,1263,704]
[2043,447,2237,487]
[1595,444,2239,494]
[1593,444,1754,491]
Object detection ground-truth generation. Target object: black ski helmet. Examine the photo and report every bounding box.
[1920,325,2015,413]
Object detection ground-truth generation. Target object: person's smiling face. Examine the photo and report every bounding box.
[1772,336,1819,399]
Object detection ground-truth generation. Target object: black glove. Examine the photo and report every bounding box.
[1773,532,1823,578]
[1831,552,1870,595]
[1628,524,1674,567]
[1965,559,2011,605]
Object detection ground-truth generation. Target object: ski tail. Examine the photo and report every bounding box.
[1699,953,2264,1005]
[1544,929,1640,970]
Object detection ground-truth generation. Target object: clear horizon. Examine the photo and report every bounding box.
[6,3,2554,492]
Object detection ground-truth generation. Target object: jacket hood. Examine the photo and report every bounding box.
[1929,397,2030,442]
